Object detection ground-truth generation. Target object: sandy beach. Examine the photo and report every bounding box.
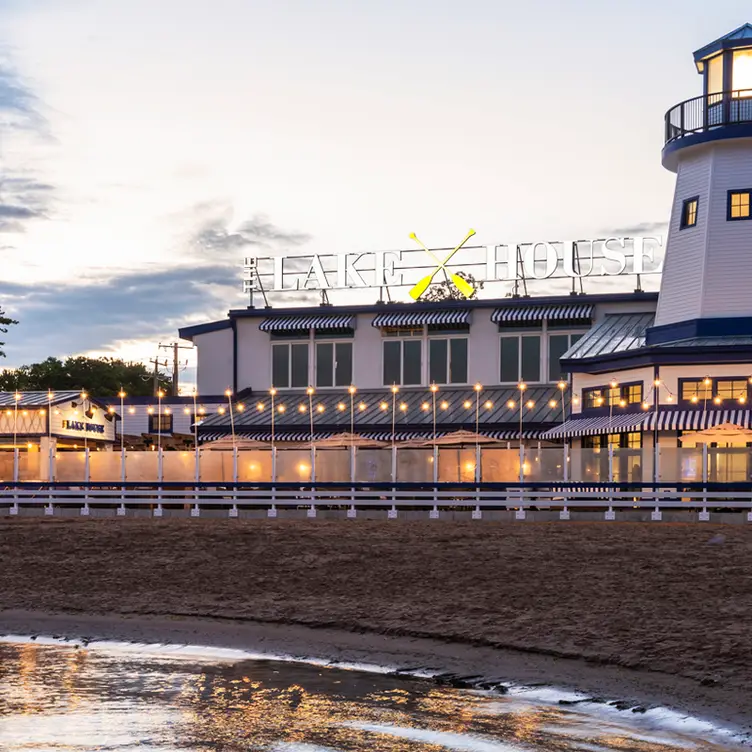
[0,518,750,732]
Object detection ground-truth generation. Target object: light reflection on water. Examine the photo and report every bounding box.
[0,641,742,752]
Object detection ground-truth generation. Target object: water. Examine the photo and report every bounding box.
[0,639,744,751]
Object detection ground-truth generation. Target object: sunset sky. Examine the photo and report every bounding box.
[0,0,748,390]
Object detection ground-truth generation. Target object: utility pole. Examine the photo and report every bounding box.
[159,342,193,396]
[148,357,169,397]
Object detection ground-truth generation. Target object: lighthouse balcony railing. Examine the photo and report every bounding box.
[664,89,752,145]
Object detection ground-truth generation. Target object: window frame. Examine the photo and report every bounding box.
[314,339,354,388]
[148,414,174,434]
[271,340,310,390]
[499,332,543,384]
[679,376,750,404]
[582,381,643,412]
[382,337,423,387]
[680,196,699,229]
[428,334,469,385]
[547,330,587,383]
[727,189,752,221]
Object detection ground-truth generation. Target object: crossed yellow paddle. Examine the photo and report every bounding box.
[409,229,476,300]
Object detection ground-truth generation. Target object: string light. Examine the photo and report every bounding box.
[348,385,357,395]
[257,403,264,411]
[337,403,346,411]
[714,396,722,405]
[654,379,661,387]
[147,407,155,414]
[440,401,449,410]
[380,402,388,411]
[507,400,516,409]
[298,404,306,413]
[391,385,399,395]
[237,404,245,412]
[619,399,627,408]
[463,400,472,409]
[474,383,482,392]
[278,405,286,413]
[399,403,407,412]
[430,384,439,393]
[359,402,367,411]
[526,400,535,409]
[217,407,225,415]
[421,402,430,411]
[317,405,325,413]
[306,387,314,396]
[485,401,493,409]
[549,399,557,408]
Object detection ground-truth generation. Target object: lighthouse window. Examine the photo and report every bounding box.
[680,197,698,229]
[728,190,752,220]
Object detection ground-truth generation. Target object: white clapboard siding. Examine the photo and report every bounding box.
[116,401,225,437]
[655,138,752,327]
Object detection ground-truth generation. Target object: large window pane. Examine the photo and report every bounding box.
[449,338,468,384]
[521,336,541,382]
[383,341,401,385]
[334,342,352,386]
[272,345,289,388]
[548,334,569,382]
[290,343,309,388]
[429,339,448,384]
[316,343,333,387]
[403,340,422,385]
[500,337,519,383]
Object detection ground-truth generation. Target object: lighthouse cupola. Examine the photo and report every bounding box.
[649,24,752,340]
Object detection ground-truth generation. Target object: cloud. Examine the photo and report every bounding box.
[604,221,668,236]
[0,205,315,364]
[187,202,311,259]
[0,54,47,134]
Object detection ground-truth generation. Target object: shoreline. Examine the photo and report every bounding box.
[1,608,750,739]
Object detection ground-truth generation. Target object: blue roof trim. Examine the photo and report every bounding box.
[178,319,232,341]
[259,313,354,332]
[371,309,470,327]
[491,303,593,324]
[543,413,647,439]
[693,23,752,64]
[227,292,658,320]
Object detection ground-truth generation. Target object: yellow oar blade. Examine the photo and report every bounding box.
[409,274,434,300]
[451,273,475,298]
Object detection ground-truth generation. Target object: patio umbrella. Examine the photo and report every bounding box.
[678,422,752,447]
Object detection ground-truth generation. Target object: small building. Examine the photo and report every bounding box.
[0,391,117,453]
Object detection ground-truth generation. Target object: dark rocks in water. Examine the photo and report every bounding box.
[30,635,37,641]
[631,706,647,713]
[476,681,509,694]
[558,697,606,706]
[433,673,485,689]
[700,677,720,686]
[609,700,635,711]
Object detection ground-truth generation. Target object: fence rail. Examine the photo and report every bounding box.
[1,481,752,521]
[665,88,752,144]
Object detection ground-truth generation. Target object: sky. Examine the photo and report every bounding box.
[0,0,749,391]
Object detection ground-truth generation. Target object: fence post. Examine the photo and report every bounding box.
[82,448,90,515]
[13,447,19,483]
[157,447,163,502]
[432,444,438,507]
[230,446,239,517]
[518,443,524,484]
[269,446,277,517]
[194,446,200,504]
[49,443,56,483]
[391,444,397,508]
[117,446,127,516]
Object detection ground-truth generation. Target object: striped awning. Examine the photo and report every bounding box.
[643,409,752,432]
[491,304,594,324]
[542,413,647,439]
[259,314,354,333]
[371,310,470,328]
[200,431,335,442]
[200,429,547,443]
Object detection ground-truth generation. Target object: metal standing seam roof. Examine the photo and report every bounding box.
[561,313,655,361]
[491,303,593,324]
[197,386,563,432]
[371,310,470,328]
[0,391,109,408]
[259,313,355,332]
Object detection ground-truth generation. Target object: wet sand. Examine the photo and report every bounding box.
[0,518,750,732]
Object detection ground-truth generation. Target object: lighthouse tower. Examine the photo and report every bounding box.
[650,23,752,344]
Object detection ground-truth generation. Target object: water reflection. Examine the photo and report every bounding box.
[0,641,741,751]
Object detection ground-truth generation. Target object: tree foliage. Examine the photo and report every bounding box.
[0,306,18,359]
[0,356,172,396]
[420,271,484,302]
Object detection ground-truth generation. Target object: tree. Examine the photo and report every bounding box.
[0,306,18,359]
[420,271,484,302]
[0,356,172,396]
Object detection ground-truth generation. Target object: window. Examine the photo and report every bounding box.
[583,383,642,409]
[583,432,642,449]
[272,342,309,388]
[315,342,352,387]
[500,335,540,383]
[547,332,584,382]
[728,190,752,220]
[624,432,643,449]
[149,414,173,433]
[680,197,699,229]
[583,387,606,409]
[716,379,748,401]
[383,340,421,386]
[429,337,468,384]
[681,379,713,403]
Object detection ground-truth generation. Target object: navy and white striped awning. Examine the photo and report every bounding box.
[543,413,647,439]
[371,310,470,328]
[259,314,354,333]
[643,409,752,431]
[491,304,594,324]
[200,431,335,442]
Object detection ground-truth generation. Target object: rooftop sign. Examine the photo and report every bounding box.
[242,235,663,302]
